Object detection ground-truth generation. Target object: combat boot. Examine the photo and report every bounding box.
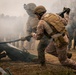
[40,61,46,66]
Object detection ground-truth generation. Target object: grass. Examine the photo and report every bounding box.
[0,50,76,75]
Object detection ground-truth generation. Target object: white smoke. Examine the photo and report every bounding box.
[0,14,28,40]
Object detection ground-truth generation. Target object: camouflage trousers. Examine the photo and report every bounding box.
[46,41,76,70]
[37,36,50,66]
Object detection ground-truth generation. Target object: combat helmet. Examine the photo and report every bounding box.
[24,3,36,11]
[34,6,46,15]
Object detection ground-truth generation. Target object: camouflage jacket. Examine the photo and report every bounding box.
[33,13,69,40]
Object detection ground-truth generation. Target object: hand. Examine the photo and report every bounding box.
[31,33,36,38]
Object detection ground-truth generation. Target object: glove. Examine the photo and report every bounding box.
[31,33,36,38]
[21,36,32,41]
[25,36,32,41]
[21,37,26,41]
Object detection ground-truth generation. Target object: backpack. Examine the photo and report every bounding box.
[41,13,66,33]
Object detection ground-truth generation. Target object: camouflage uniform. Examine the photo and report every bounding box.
[24,3,50,64]
[46,41,76,69]
[37,36,50,65]
[32,12,76,69]
[24,3,39,50]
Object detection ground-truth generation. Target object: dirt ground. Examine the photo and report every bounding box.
[0,50,76,75]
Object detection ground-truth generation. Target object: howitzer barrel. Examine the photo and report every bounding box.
[0,35,32,44]
[0,38,21,44]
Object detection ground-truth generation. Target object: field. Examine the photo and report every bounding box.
[0,50,76,75]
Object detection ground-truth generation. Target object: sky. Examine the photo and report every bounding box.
[0,0,58,16]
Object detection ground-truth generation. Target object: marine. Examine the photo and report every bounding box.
[23,3,39,50]
[31,5,76,69]
[22,4,72,66]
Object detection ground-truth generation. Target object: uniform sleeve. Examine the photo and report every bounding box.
[26,18,32,36]
[34,20,45,40]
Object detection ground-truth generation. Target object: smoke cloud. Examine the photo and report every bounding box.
[0,14,28,40]
[0,0,76,41]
